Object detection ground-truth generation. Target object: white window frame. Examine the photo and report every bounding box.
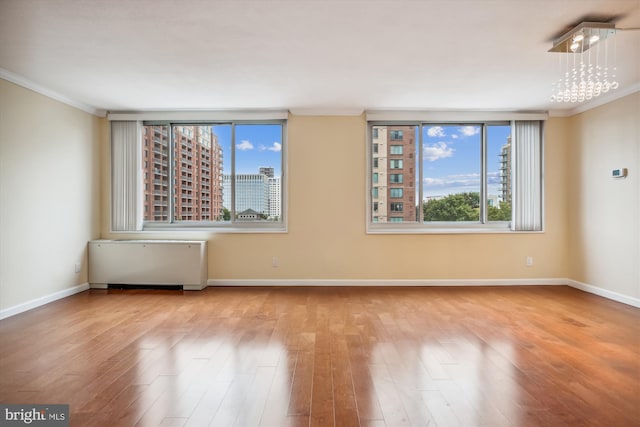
[365,113,545,234]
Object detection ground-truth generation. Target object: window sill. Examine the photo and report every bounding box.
[367,223,543,234]
[138,221,287,234]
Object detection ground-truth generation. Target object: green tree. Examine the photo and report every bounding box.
[488,201,512,221]
[423,192,480,221]
[222,207,231,221]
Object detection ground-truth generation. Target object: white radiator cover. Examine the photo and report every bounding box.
[89,240,207,290]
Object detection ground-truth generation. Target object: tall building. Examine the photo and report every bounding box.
[223,168,280,220]
[371,125,416,222]
[223,174,269,217]
[372,127,387,222]
[142,125,170,221]
[259,167,275,178]
[142,125,223,221]
[499,136,512,203]
[268,176,281,219]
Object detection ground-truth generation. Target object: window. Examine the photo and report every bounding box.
[390,203,403,212]
[112,119,285,231]
[389,159,403,169]
[390,145,403,155]
[389,174,403,184]
[423,125,481,222]
[390,130,404,140]
[390,188,403,198]
[141,123,283,225]
[368,121,543,231]
[487,124,512,221]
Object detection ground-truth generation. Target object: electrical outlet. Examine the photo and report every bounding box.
[526,256,534,267]
[272,257,279,268]
[74,262,81,274]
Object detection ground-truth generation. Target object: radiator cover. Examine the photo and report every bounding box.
[88,240,207,290]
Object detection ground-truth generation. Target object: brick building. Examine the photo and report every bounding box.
[371,125,416,222]
[142,125,224,221]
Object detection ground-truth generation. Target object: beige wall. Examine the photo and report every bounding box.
[568,93,640,299]
[4,76,638,311]
[0,79,102,310]
[103,115,571,281]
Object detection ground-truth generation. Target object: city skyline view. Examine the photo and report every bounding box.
[371,123,512,223]
[142,123,283,222]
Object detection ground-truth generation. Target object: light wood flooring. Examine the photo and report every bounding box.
[0,286,639,427]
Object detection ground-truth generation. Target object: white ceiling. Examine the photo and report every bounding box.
[1,0,639,115]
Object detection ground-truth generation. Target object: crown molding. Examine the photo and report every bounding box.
[107,110,288,121]
[0,68,106,117]
[288,108,364,116]
[366,110,548,121]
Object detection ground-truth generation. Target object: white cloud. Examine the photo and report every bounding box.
[424,177,446,187]
[236,140,254,151]
[427,126,446,138]
[259,142,282,152]
[268,142,281,152]
[424,173,480,188]
[424,173,489,197]
[459,126,480,136]
[423,141,454,161]
[449,172,480,180]
[487,171,501,185]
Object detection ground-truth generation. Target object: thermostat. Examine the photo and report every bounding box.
[612,168,628,179]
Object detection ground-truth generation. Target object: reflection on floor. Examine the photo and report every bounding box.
[0,285,638,426]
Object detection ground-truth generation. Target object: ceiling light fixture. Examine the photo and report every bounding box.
[549,22,618,103]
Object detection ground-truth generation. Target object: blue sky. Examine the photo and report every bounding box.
[207,122,510,196]
[423,124,511,198]
[212,124,283,176]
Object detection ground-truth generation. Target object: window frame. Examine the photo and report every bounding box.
[390,145,404,155]
[366,120,543,234]
[389,173,403,184]
[390,130,404,140]
[141,119,287,232]
[389,159,404,169]
[390,188,404,198]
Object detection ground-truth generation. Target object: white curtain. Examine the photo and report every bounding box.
[512,120,543,231]
[111,121,142,231]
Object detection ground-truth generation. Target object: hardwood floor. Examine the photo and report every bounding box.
[0,286,638,427]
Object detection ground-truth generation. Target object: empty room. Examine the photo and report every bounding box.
[1,0,639,426]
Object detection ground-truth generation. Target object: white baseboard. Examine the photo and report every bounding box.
[0,283,90,320]
[208,278,567,287]
[184,282,208,291]
[2,279,635,321]
[208,278,640,308]
[567,279,640,308]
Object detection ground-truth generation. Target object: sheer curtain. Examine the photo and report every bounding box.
[512,120,543,231]
[111,121,142,231]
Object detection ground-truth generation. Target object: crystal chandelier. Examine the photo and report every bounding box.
[549,22,618,103]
